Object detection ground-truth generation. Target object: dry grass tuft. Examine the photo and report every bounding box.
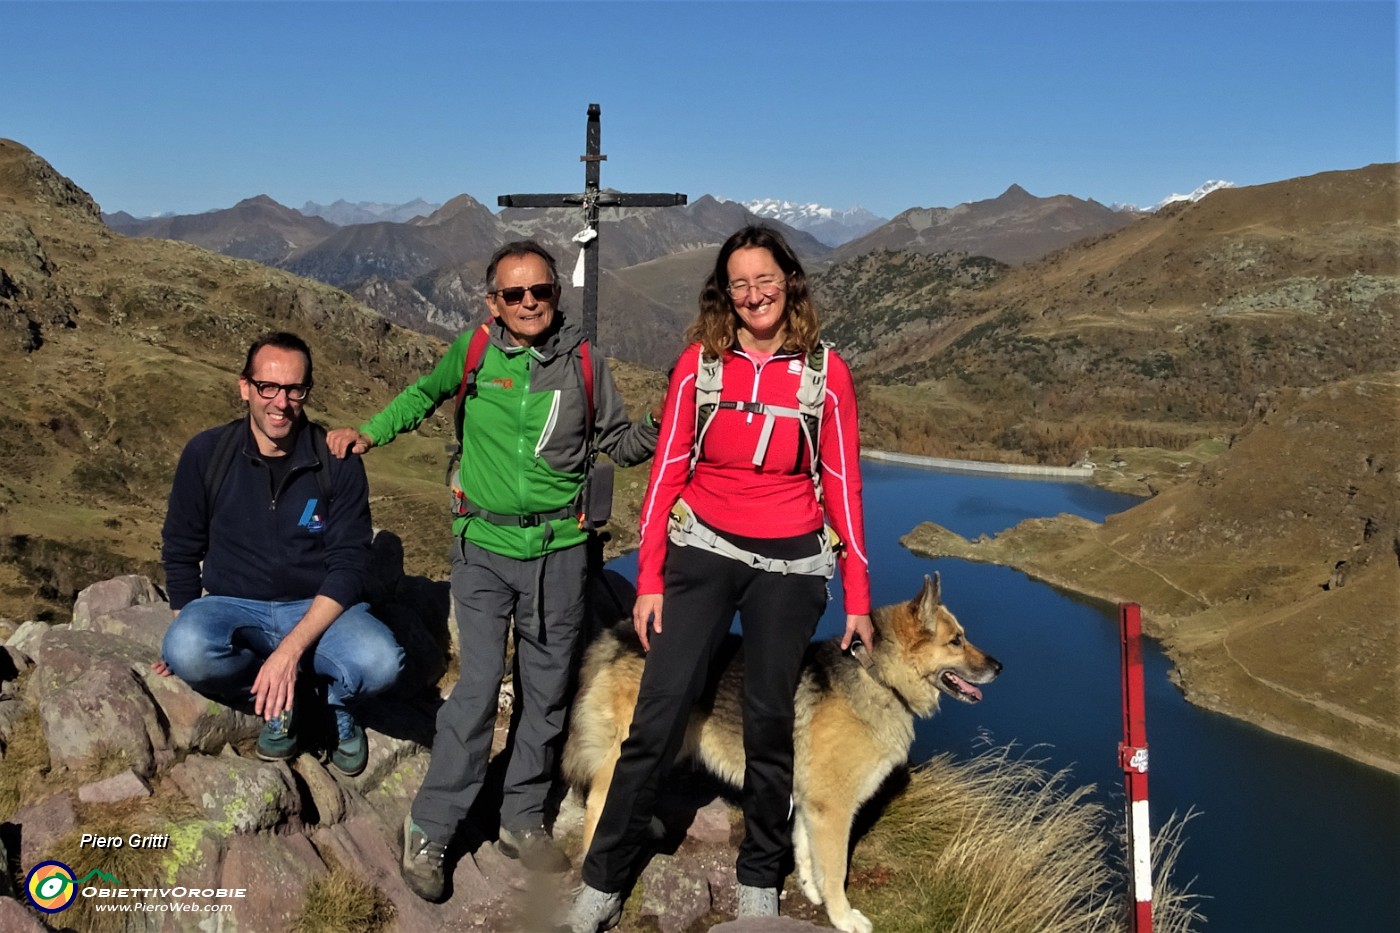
[45,815,166,933]
[0,702,51,820]
[849,745,1203,932]
[291,856,396,933]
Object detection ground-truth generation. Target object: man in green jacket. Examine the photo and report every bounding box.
[328,240,659,900]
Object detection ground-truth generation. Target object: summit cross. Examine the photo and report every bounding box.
[498,103,687,344]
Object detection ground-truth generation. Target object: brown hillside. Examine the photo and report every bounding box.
[0,139,658,624]
[840,163,1400,463]
[903,373,1400,773]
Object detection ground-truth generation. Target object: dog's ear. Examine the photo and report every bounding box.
[916,573,942,615]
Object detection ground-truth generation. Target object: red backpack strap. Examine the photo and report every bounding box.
[452,324,493,442]
[579,339,596,435]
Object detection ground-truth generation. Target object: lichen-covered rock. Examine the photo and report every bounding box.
[36,657,166,776]
[139,665,261,755]
[167,751,300,834]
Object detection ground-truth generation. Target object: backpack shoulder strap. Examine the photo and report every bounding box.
[797,342,830,415]
[691,351,724,473]
[798,342,832,492]
[452,323,493,445]
[202,418,246,508]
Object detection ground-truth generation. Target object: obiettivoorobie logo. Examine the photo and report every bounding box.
[25,860,122,914]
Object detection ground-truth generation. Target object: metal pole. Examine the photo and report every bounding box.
[1119,602,1154,932]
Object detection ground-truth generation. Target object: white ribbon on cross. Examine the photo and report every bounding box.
[571,227,598,287]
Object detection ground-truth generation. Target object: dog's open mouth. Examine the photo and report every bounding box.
[936,670,984,703]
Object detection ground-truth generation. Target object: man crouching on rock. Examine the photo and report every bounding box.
[154,331,404,778]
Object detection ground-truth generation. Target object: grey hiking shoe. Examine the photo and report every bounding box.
[401,815,447,902]
[566,883,623,933]
[498,825,570,873]
[736,883,779,917]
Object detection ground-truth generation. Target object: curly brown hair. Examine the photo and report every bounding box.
[684,225,820,357]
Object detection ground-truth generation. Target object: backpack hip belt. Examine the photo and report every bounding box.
[667,499,839,579]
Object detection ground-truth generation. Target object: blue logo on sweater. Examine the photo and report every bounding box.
[299,499,325,534]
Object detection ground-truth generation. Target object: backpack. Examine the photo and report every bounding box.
[669,343,839,578]
[692,343,830,496]
[446,324,609,527]
[203,418,334,508]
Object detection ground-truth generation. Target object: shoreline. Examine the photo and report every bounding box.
[900,526,1400,778]
[983,560,1400,777]
[862,449,1095,480]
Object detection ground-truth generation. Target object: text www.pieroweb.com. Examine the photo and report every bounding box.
[91,901,234,913]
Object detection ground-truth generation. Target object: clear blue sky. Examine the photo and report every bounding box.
[6,1,1395,219]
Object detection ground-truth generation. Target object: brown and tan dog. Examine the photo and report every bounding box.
[563,573,1002,933]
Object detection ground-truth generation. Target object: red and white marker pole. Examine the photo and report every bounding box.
[1119,602,1154,932]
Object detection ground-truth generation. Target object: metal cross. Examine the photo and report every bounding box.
[498,103,687,344]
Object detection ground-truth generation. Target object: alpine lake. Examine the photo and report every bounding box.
[608,460,1400,932]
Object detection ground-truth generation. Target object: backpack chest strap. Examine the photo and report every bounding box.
[714,400,806,467]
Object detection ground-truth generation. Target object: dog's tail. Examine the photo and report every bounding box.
[563,623,643,791]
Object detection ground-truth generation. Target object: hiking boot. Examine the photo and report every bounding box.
[329,708,367,777]
[498,825,570,873]
[736,883,779,917]
[401,815,447,902]
[256,708,298,761]
[566,883,623,933]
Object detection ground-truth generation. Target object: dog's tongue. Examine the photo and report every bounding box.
[947,673,983,702]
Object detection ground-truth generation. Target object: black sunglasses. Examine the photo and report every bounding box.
[491,283,559,305]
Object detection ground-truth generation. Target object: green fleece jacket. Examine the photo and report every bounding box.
[360,314,658,559]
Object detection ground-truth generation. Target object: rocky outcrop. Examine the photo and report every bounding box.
[0,563,823,931]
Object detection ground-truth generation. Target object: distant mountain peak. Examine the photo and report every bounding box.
[299,197,444,226]
[1152,179,1236,211]
[996,183,1034,201]
[237,194,284,208]
[736,197,887,247]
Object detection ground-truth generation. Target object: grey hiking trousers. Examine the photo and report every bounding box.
[411,536,588,843]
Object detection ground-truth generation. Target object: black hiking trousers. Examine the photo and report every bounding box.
[582,530,828,892]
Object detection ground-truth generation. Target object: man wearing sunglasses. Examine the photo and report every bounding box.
[327,241,659,898]
[158,332,404,779]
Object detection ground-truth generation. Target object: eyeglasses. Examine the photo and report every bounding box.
[726,276,787,299]
[250,380,312,401]
[490,283,559,305]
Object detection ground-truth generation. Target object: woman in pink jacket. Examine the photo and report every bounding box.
[570,225,872,931]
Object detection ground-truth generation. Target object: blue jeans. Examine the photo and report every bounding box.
[161,595,403,712]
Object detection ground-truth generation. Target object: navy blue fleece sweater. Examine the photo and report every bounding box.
[160,418,372,611]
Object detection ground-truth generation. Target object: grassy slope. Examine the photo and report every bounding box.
[903,374,1400,773]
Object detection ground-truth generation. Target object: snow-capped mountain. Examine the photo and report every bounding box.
[1113,180,1236,213]
[1152,180,1236,211]
[737,198,888,247]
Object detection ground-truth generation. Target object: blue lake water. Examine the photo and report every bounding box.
[610,460,1400,932]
